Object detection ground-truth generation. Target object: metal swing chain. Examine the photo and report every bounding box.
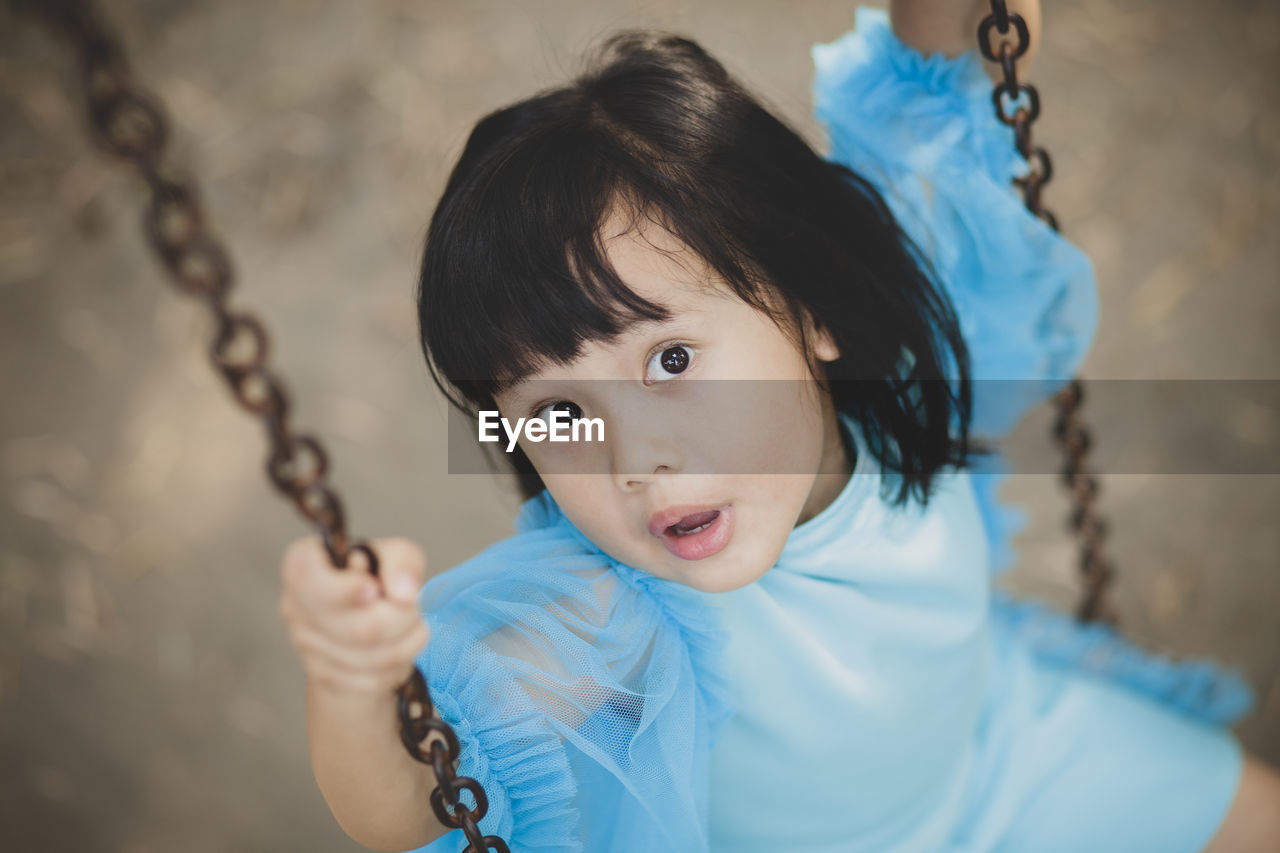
[977,0,1116,625]
[23,1,508,849]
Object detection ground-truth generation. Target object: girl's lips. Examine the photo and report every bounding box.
[648,505,734,561]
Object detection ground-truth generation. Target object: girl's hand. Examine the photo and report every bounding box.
[888,0,1042,77]
[278,535,431,697]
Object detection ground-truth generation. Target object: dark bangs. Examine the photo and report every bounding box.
[417,33,788,408]
[417,30,983,507]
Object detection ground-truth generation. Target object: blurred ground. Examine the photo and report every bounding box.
[1,0,1278,851]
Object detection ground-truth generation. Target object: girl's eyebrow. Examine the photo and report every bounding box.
[624,302,707,333]
[611,308,708,345]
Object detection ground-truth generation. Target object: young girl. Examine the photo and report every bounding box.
[278,2,1280,851]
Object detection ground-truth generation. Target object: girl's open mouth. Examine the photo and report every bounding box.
[650,506,734,561]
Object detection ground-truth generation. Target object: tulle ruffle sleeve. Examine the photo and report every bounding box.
[812,5,1099,440]
[408,490,732,853]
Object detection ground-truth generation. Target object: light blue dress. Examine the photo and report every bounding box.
[412,8,1252,852]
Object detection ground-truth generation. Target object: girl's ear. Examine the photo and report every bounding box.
[807,314,841,362]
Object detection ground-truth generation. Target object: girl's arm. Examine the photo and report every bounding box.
[280,536,451,852]
[306,682,449,852]
[889,0,1041,77]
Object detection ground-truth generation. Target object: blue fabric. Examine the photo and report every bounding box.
[707,411,993,851]
[706,412,1246,853]
[409,8,1253,852]
[976,655,1243,853]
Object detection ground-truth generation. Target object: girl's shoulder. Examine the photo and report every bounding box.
[418,490,612,629]
[417,488,729,708]
[410,512,596,850]
[413,492,735,851]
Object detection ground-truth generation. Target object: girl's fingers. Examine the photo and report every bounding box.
[292,623,377,673]
[283,535,382,613]
[366,537,429,604]
[292,618,429,680]
[330,600,430,649]
[291,601,429,658]
[307,567,379,614]
[280,534,432,699]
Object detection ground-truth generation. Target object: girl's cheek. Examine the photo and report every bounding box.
[522,433,609,476]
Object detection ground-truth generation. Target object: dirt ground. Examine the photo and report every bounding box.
[1,1,1277,851]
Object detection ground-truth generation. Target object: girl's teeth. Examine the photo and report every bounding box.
[672,520,713,536]
[667,510,720,536]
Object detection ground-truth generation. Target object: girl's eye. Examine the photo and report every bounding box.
[645,345,693,384]
[533,400,584,423]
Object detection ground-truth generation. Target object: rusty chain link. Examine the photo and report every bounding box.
[24,0,508,849]
[978,1,1116,624]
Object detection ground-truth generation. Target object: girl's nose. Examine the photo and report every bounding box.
[619,463,673,492]
[607,402,685,491]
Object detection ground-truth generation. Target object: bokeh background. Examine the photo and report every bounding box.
[2,0,1277,850]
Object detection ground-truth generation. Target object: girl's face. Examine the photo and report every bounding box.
[493,208,854,593]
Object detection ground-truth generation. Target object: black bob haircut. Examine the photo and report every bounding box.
[417,30,984,507]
